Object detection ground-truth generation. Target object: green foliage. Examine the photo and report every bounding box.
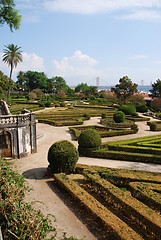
[48,140,79,174]
[45,99,52,107]
[55,102,60,108]
[128,94,146,105]
[17,71,48,92]
[118,104,136,115]
[150,79,161,97]
[0,159,56,239]
[101,113,107,119]
[113,111,125,123]
[136,104,148,113]
[131,124,139,132]
[151,98,161,111]
[78,129,101,149]
[83,113,91,120]
[111,76,138,103]
[38,101,45,107]
[60,101,67,107]
[149,122,157,131]
[3,44,23,80]
[0,71,15,99]
[0,0,22,31]
[75,83,98,97]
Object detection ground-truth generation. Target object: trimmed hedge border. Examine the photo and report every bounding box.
[69,125,138,140]
[129,182,161,213]
[84,172,161,240]
[38,118,83,126]
[53,173,142,240]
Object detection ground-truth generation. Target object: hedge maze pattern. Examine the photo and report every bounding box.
[54,166,161,240]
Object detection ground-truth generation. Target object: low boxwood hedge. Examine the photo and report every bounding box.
[54,173,142,240]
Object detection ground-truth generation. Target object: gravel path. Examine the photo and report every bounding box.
[13,116,161,239]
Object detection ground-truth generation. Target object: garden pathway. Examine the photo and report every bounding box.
[13,116,161,239]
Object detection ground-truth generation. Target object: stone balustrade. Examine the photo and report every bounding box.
[0,113,35,128]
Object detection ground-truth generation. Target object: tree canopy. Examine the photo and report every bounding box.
[150,79,161,98]
[3,44,23,79]
[0,0,22,31]
[75,83,98,97]
[111,76,138,103]
[0,71,15,99]
[16,71,73,94]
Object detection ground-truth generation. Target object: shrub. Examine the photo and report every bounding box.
[102,113,107,119]
[119,104,136,115]
[78,129,101,149]
[60,101,66,107]
[151,98,161,111]
[136,104,148,113]
[131,124,139,132]
[149,122,157,131]
[128,94,146,105]
[38,100,45,107]
[55,103,60,108]
[113,111,125,123]
[48,140,79,174]
[83,113,91,120]
[45,99,51,107]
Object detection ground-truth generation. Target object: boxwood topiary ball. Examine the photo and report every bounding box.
[78,129,102,149]
[113,111,125,123]
[48,140,79,174]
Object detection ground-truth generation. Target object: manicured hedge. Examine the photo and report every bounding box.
[87,149,161,164]
[38,118,83,126]
[53,173,142,240]
[69,125,138,140]
[147,121,161,131]
[129,182,161,213]
[107,144,161,155]
[84,172,161,240]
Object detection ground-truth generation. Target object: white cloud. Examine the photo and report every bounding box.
[129,54,149,60]
[121,9,161,21]
[0,52,45,81]
[52,50,101,85]
[16,0,161,22]
[43,0,161,14]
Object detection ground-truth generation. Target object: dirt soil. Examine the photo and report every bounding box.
[12,116,161,239]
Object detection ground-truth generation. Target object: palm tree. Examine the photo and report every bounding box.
[2,44,23,79]
[2,44,23,98]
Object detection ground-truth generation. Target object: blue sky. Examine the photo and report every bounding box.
[1,0,161,86]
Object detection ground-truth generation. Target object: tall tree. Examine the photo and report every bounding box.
[3,44,23,79]
[111,76,138,104]
[150,79,161,98]
[0,71,15,99]
[0,0,22,31]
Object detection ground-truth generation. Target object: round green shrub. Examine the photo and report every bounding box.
[131,124,139,132]
[60,101,66,107]
[149,122,157,131]
[118,104,136,115]
[78,129,101,149]
[101,113,107,119]
[55,103,60,108]
[113,111,125,123]
[83,113,91,120]
[48,140,79,174]
[136,104,148,113]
